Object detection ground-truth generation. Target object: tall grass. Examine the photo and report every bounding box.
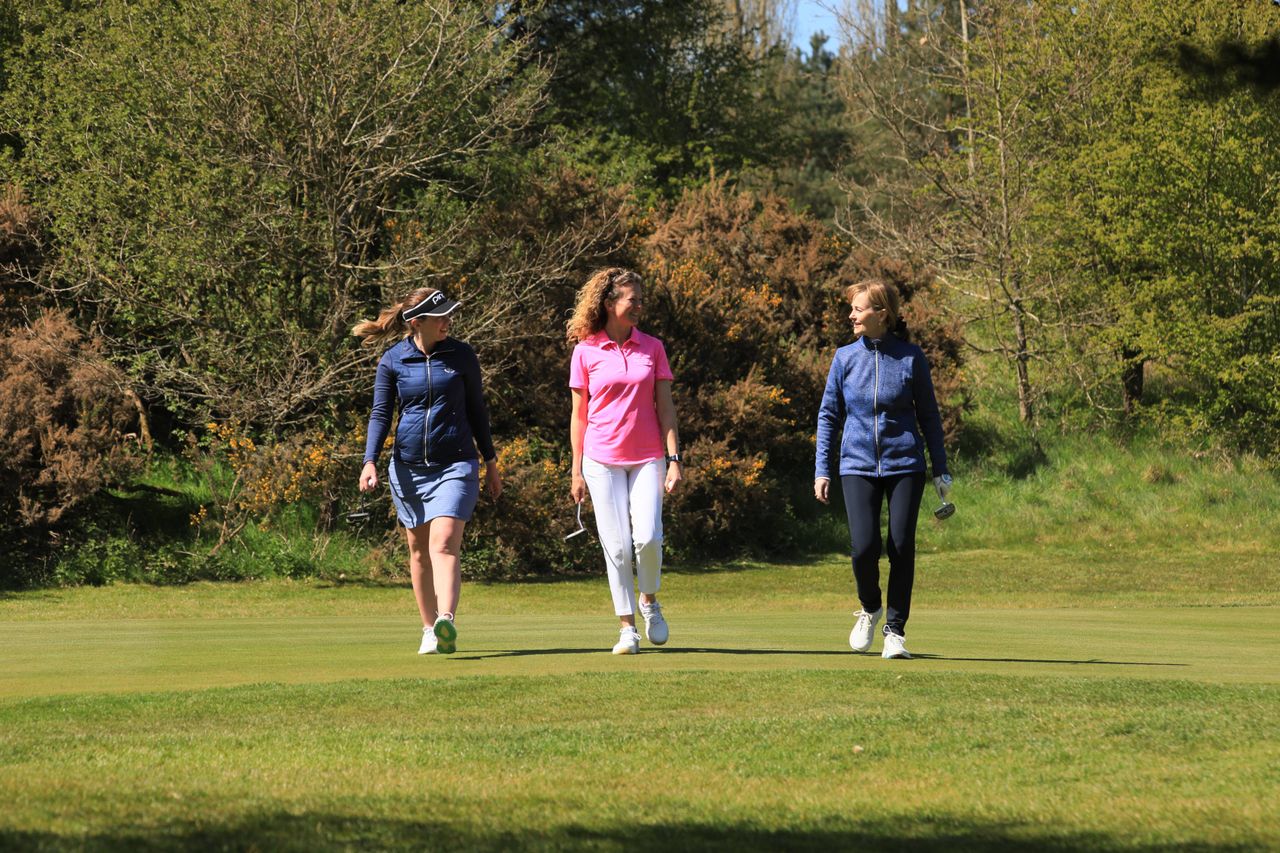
[923,430,1280,557]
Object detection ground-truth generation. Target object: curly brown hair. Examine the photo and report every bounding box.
[566,267,642,344]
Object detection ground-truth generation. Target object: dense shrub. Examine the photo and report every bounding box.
[0,310,140,529]
[463,436,601,580]
[636,179,964,558]
[447,179,965,573]
[1190,296,1280,457]
[0,310,141,587]
[183,419,348,555]
[451,158,631,440]
[0,182,966,585]
[0,184,43,327]
[3,0,547,433]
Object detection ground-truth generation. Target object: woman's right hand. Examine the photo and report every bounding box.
[814,477,829,504]
[359,461,378,492]
[570,472,586,504]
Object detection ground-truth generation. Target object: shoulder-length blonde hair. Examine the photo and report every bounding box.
[845,278,903,332]
[351,286,440,348]
[566,267,642,344]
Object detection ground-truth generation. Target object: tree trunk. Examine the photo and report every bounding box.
[124,387,153,448]
[1012,297,1033,423]
[995,61,1032,425]
[1121,346,1144,416]
[959,0,975,179]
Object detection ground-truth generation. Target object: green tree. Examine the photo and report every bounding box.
[1038,0,1280,449]
[0,0,546,433]
[839,0,1059,424]
[518,0,791,192]
[740,32,855,223]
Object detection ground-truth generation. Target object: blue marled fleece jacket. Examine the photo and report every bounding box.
[815,334,948,480]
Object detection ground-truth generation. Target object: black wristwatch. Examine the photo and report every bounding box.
[665,453,683,464]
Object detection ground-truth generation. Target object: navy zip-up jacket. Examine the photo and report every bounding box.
[363,336,495,467]
[815,334,948,480]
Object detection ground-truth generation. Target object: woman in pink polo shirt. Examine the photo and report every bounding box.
[567,267,684,655]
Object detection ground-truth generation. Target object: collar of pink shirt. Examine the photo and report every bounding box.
[586,328,655,351]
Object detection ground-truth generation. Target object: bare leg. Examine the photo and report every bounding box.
[428,516,466,619]
[405,524,436,628]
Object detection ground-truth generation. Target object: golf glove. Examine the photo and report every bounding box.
[933,474,953,501]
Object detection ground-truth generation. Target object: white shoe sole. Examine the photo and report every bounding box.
[612,644,639,655]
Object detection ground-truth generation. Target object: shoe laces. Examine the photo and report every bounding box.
[642,600,662,620]
[855,609,874,628]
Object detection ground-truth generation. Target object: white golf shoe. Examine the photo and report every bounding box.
[612,626,641,655]
[418,627,438,655]
[849,607,883,652]
[639,599,669,645]
[881,632,912,659]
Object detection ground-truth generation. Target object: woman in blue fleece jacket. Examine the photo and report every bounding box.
[815,279,950,660]
[354,287,502,656]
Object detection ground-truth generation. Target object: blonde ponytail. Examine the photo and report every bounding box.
[352,286,439,348]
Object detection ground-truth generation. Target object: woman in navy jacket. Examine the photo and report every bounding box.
[815,279,950,660]
[354,287,502,656]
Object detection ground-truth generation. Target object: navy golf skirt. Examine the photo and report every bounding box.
[387,456,480,528]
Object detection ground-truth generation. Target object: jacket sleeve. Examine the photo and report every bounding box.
[462,346,496,463]
[815,351,845,480]
[911,350,949,478]
[363,355,396,465]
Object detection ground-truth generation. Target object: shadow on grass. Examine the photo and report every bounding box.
[462,647,1188,667]
[914,654,1188,668]
[315,576,411,590]
[953,417,1050,480]
[0,814,1250,852]
[465,646,873,660]
[449,558,781,590]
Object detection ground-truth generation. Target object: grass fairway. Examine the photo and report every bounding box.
[2,555,1278,851]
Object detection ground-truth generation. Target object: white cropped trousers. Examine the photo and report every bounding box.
[581,456,664,616]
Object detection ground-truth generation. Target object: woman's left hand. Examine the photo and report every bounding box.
[664,461,683,494]
[933,474,952,502]
[484,460,503,501]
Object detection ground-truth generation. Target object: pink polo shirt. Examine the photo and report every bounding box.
[569,328,674,466]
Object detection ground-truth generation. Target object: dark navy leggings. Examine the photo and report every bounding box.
[840,472,926,636]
